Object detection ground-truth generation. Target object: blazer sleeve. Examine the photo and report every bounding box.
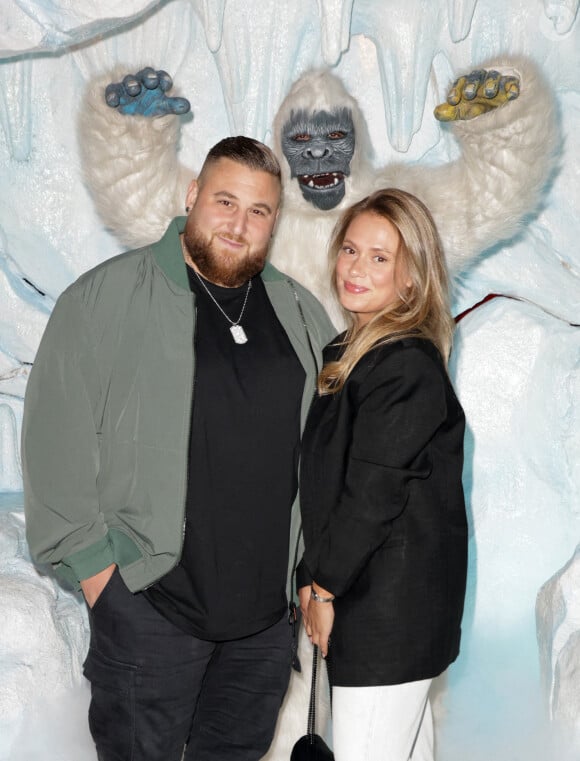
[303,344,448,597]
[22,288,113,583]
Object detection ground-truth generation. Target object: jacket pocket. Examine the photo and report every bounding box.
[89,566,118,614]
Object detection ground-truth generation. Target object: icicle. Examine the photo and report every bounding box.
[0,60,31,162]
[447,0,479,42]
[543,0,579,34]
[352,0,443,152]
[212,4,319,139]
[191,0,227,52]
[0,403,22,490]
[317,0,354,66]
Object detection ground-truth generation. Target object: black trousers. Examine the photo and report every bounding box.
[83,568,293,761]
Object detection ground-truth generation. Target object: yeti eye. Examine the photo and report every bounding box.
[328,131,345,139]
[293,134,311,142]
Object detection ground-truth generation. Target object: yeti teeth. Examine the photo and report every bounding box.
[300,172,343,188]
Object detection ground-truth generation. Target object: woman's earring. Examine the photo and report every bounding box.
[185,206,191,213]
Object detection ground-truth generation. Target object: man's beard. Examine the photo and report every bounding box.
[183,224,268,288]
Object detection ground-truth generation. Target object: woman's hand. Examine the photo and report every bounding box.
[307,583,335,658]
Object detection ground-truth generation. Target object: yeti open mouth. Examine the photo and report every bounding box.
[299,172,344,189]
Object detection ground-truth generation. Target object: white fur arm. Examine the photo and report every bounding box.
[78,70,193,249]
[381,58,560,274]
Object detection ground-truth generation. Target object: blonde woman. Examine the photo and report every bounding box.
[298,188,468,761]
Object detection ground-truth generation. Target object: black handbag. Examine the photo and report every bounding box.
[290,645,334,760]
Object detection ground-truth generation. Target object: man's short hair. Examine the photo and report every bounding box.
[198,136,281,184]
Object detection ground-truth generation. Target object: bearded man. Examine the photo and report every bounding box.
[22,136,335,761]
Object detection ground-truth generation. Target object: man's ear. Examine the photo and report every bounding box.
[185,178,199,212]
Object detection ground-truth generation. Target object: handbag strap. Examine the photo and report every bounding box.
[307,645,319,738]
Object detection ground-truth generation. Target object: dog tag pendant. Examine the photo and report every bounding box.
[230,325,248,344]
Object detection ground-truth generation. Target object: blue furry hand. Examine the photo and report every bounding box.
[105,68,190,117]
[434,68,520,122]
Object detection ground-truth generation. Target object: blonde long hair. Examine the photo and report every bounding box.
[319,188,454,395]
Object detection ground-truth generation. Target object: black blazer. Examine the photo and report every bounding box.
[300,336,467,687]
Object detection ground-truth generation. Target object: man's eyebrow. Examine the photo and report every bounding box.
[214,190,273,215]
[253,202,274,214]
[212,190,238,205]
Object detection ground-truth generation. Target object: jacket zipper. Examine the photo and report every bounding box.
[177,300,197,570]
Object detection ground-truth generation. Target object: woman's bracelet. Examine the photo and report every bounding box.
[311,586,335,603]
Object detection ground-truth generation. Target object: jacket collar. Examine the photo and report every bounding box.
[151,216,286,291]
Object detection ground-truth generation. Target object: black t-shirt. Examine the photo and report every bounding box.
[145,267,304,640]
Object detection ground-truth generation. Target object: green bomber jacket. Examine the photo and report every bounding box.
[22,217,335,598]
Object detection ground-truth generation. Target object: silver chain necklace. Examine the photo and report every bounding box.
[193,268,252,344]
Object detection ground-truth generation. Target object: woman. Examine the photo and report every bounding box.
[298,188,467,761]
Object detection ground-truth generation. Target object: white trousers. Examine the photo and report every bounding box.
[332,678,433,761]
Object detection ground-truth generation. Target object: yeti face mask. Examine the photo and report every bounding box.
[281,107,355,211]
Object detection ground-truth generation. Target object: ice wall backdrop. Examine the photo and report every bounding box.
[1,1,579,759]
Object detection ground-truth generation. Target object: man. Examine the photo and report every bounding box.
[22,136,335,760]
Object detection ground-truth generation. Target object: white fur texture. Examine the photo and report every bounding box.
[379,57,560,272]
[78,68,192,250]
[80,57,559,320]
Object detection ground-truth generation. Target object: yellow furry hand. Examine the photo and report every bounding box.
[434,69,520,122]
